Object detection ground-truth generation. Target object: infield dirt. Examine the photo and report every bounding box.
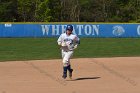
[0,57,139,93]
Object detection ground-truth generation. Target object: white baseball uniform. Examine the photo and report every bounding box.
[57,33,80,67]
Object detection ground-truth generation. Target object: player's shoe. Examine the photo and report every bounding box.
[69,69,73,79]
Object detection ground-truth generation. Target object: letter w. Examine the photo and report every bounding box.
[41,25,50,35]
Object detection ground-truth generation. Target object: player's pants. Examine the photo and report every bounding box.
[61,50,73,67]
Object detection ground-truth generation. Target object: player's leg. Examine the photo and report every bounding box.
[61,50,65,59]
[63,51,73,79]
[61,50,67,79]
[67,65,73,79]
[62,66,67,79]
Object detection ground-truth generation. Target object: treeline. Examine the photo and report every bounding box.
[0,0,140,22]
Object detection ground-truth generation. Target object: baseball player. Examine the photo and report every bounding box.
[57,24,80,79]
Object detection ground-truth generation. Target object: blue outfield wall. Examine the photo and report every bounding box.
[0,23,140,37]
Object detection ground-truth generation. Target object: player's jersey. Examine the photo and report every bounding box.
[57,33,80,51]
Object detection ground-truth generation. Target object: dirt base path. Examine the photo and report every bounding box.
[0,57,139,93]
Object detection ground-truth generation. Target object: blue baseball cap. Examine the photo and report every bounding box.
[66,25,73,31]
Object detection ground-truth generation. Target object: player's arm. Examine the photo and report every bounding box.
[73,36,80,49]
[76,37,80,44]
[57,34,63,45]
[57,34,67,47]
[74,36,80,44]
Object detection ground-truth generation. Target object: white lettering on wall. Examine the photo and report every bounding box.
[5,23,12,27]
[84,25,99,35]
[41,24,100,36]
[137,25,140,36]
[85,25,92,35]
[92,25,99,35]
[77,25,83,35]
[41,25,50,35]
[52,25,60,35]
[61,25,66,33]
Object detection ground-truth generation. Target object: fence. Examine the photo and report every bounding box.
[0,23,140,37]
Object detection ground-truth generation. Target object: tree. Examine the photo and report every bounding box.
[0,0,140,22]
[112,0,140,22]
[0,0,17,22]
[35,0,61,22]
[60,0,80,22]
[17,0,37,22]
[80,0,106,22]
[48,0,61,22]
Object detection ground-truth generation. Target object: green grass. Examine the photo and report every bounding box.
[0,38,140,62]
[75,38,140,58]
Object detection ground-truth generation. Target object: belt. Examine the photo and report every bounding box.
[63,50,73,52]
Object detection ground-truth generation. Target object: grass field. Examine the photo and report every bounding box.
[0,38,140,62]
